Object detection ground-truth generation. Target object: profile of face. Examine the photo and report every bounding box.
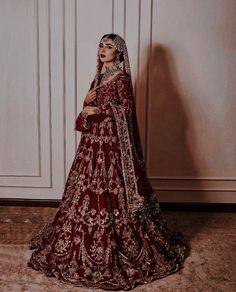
[99,37,118,64]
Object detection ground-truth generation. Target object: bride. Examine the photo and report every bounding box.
[27,33,189,290]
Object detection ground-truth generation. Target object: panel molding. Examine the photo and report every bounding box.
[0,0,41,178]
[0,0,66,197]
[0,0,52,188]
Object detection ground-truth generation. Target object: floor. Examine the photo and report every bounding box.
[0,206,235,292]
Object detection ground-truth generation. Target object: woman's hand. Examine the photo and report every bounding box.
[82,106,100,116]
[84,86,100,104]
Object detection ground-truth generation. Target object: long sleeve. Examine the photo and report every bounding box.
[96,103,114,117]
[74,111,90,132]
[82,78,114,118]
[87,103,114,124]
[82,79,96,109]
[75,79,95,132]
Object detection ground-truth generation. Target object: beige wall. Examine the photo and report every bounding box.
[0,0,235,202]
[144,0,236,202]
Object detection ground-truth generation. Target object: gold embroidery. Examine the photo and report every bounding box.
[28,73,188,290]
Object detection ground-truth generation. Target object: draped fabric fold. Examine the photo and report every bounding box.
[110,102,143,213]
[109,101,160,216]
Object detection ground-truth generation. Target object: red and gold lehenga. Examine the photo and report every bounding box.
[27,34,189,291]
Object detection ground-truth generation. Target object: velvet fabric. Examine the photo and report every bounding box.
[27,71,189,290]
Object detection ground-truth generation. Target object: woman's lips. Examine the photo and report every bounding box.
[100,54,106,58]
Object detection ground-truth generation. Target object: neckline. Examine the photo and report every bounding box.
[99,71,124,87]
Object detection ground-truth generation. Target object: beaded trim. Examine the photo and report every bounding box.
[109,101,160,217]
[109,102,144,214]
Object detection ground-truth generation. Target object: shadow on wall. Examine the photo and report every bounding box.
[135,44,211,239]
[146,44,199,178]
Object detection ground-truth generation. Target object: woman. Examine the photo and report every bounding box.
[27,33,190,290]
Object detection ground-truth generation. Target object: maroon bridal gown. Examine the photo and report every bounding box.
[27,71,189,290]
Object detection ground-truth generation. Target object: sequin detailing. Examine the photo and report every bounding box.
[27,72,189,290]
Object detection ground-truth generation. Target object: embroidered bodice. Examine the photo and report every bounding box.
[86,72,133,123]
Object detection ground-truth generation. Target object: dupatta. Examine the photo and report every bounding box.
[108,97,160,218]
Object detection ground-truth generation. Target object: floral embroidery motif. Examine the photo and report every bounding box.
[27,72,189,290]
[110,102,143,213]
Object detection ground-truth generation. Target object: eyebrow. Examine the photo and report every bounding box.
[100,42,114,46]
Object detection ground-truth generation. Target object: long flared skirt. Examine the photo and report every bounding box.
[27,118,189,290]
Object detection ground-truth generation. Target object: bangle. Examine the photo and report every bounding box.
[81,111,88,118]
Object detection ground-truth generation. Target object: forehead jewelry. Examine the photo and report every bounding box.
[101,35,125,52]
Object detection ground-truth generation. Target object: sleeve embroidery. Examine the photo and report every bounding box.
[74,111,90,132]
[96,103,114,117]
[83,79,95,109]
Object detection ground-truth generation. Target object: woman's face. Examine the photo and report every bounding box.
[99,38,118,64]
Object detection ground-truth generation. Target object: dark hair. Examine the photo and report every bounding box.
[101,33,117,41]
[101,33,124,63]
